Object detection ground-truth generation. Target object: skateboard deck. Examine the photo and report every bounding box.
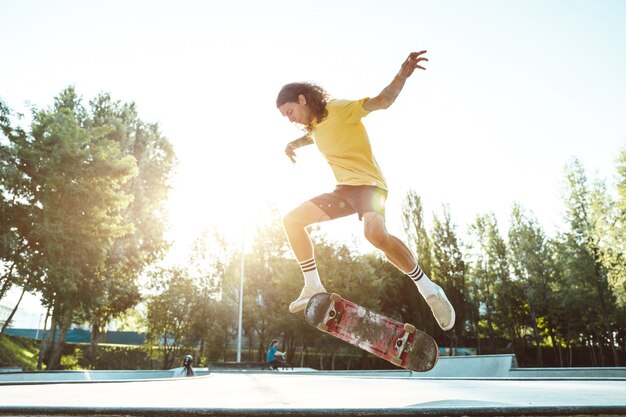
[305,292,438,372]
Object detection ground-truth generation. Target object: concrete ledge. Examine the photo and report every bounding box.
[420,354,516,377]
[510,366,626,378]
[0,370,176,383]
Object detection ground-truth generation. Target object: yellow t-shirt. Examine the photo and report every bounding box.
[311,98,387,190]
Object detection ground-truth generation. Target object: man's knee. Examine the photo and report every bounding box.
[364,225,387,248]
[283,203,328,232]
[283,210,304,232]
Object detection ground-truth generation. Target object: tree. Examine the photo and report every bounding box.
[187,228,237,364]
[466,212,525,352]
[81,93,175,365]
[430,206,466,344]
[608,145,626,306]
[396,190,437,333]
[559,159,619,365]
[0,89,174,368]
[402,190,434,274]
[13,89,139,368]
[145,267,198,369]
[0,99,40,333]
[508,204,556,366]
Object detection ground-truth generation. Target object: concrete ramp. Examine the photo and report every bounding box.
[419,353,516,377]
[315,354,518,378]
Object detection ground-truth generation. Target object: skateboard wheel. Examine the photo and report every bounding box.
[403,323,416,333]
[390,356,402,367]
[317,323,328,332]
[330,293,342,302]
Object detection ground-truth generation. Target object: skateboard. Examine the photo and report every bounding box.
[304,292,438,372]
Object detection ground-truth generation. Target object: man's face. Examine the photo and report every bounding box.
[278,94,312,126]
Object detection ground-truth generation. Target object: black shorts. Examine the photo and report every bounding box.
[310,185,388,221]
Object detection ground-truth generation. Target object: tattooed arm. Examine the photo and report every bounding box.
[363,51,428,112]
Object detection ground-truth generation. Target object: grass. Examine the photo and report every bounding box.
[0,333,41,370]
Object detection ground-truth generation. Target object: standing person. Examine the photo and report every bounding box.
[266,339,287,370]
[276,51,455,331]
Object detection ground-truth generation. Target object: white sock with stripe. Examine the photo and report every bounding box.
[299,258,322,288]
[407,264,438,298]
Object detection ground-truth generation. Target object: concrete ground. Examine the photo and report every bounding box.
[1,356,625,416]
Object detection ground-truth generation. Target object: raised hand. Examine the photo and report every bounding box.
[399,50,428,78]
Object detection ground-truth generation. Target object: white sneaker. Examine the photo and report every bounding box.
[425,285,455,331]
[289,285,327,313]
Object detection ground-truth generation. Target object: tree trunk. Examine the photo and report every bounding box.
[595,334,606,367]
[549,329,563,367]
[588,339,597,366]
[44,311,59,368]
[0,279,12,303]
[300,345,306,368]
[247,331,254,362]
[0,259,18,301]
[567,342,572,367]
[37,307,51,370]
[0,286,26,334]
[222,328,230,362]
[602,316,620,366]
[88,320,101,367]
[198,339,205,366]
[47,308,71,370]
[473,314,481,355]
[529,306,543,366]
[162,335,170,369]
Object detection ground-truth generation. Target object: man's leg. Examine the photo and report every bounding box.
[283,201,331,313]
[362,212,456,331]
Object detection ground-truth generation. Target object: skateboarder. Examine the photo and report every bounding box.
[266,339,288,370]
[276,51,455,331]
[172,354,196,377]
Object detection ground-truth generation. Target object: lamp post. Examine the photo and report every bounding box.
[236,230,244,362]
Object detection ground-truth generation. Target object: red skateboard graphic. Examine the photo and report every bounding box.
[305,292,438,372]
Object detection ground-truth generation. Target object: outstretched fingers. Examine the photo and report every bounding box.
[402,51,429,76]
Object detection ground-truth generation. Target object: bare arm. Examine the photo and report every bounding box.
[285,134,314,164]
[363,51,428,112]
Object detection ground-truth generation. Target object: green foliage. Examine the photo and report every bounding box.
[0,334,41,370]
[144,268,198,369]
[0,89,175,369]
[606,146,626,306]
[507,205,556,365]
[430,205,467,341]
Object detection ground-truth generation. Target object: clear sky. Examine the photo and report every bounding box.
[2,0,626,265]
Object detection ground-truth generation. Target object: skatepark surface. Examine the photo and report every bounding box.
[1,355,626,416]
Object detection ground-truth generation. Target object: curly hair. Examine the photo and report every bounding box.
[276,82,329,130]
